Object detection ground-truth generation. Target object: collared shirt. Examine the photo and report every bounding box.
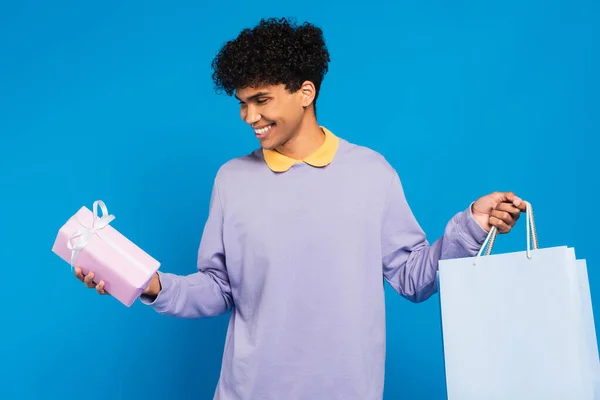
[262,126,339,172]
[142,127,487,400]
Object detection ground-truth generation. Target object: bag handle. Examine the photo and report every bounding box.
[473,201,538,266]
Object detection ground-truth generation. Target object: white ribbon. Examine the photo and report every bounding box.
[66,200,151,278]
[473,200,539,266]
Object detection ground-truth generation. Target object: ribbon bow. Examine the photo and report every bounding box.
[66,200,115,270]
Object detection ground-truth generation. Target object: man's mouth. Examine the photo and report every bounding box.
[254,123,274,138]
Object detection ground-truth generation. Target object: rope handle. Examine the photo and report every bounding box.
[473,201,538,266]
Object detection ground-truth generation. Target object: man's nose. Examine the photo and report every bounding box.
[244,106,261,125]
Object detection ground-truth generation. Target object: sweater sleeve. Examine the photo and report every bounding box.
[139,178,233,318]
[381,169,488,302]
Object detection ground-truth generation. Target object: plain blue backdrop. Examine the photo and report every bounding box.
[1,0,598,399]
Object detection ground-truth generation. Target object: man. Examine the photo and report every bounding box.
[75,17,526,400]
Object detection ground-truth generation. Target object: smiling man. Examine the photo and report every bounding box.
[75,17,527,400]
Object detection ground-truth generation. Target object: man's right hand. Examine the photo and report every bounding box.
[143,272,162,298]
[74,267,109,295]
[74,267,161,298]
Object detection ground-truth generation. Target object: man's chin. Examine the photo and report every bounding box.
[258,140,277,151]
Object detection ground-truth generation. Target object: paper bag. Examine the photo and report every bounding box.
[438,202,599,399]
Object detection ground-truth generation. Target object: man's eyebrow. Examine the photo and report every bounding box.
[235,92,271,102]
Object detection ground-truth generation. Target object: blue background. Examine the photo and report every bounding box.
[1,0,598,398]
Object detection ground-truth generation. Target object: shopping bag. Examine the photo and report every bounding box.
[438,202,599,399]
[575,257,600,397]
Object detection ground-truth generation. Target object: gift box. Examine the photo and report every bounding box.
[52,200,161,307]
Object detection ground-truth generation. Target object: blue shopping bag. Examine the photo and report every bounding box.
[438,202,599,399]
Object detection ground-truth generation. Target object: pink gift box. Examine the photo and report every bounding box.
[52,200,161,307]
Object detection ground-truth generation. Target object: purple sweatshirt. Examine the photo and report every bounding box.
[141,127,488,399]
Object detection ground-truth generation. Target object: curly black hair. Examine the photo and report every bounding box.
[211,17,330,113]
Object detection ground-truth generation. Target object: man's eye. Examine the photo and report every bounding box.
[256,98,268,105]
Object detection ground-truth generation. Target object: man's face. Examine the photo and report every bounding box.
[235,84,305,151]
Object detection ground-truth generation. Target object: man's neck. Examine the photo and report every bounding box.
[275,118,325,160]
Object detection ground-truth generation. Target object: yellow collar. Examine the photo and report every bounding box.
[262,126,340,172]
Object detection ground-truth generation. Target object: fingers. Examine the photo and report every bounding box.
[96,280,109,295]
[494,202,522,222]
[489,215,511,233]
[490,200,528,233]
[74,267,85,282]
[494,191,526,210]
[487,191,529,234]
[490,209,514,231]
[74,266,99,289]
[74,266,109,296]
[84,271,96,288]
[508,193,527,212]
[490,205,522,233]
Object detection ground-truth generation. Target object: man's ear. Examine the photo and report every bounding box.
[299,81,316,108]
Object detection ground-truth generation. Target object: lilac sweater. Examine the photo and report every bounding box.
[141,136,488,399]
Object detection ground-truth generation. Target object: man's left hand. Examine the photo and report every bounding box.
[471,191,527,233]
